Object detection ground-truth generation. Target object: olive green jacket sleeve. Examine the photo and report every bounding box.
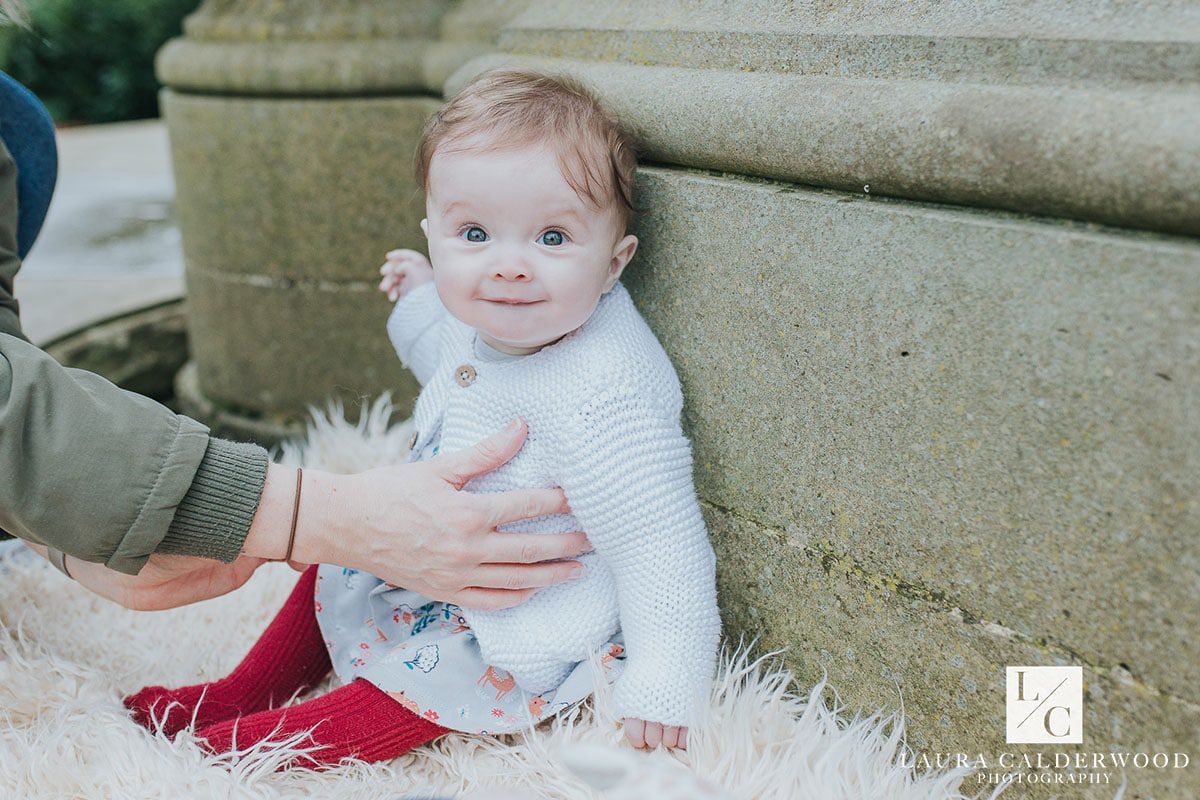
[0,136,269,574]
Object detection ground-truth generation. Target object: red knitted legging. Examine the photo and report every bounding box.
[124,565,448,769]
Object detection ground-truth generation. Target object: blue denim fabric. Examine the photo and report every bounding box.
[0,71,57,258]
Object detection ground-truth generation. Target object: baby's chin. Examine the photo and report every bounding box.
[475,320,576,354]
[479,330,563,354]
[468,313,573,349]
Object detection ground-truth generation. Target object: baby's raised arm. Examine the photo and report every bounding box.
[556,387,721,747]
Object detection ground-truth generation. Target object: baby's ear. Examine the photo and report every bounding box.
[604,234,638,291]
[419,218,429,238]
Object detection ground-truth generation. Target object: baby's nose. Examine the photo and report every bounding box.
[493,264,532,281]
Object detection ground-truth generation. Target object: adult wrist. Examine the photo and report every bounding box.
[287,469,343,566]
[240,464,340,566]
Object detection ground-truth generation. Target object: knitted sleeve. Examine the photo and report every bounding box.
[385,281,447,386]
[557,389,721,727]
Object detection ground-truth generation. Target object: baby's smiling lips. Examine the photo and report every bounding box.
[482,297,543,305]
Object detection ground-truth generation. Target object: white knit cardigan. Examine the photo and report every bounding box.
[386,281,720,727]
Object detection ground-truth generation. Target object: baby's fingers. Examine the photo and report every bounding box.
[379,266,411,300]
[623,718,646,749]
[380,259,411,276]
[643,721,663,750]
[661,725,679,749]
[664,725,688,750]
[385,248,425,265]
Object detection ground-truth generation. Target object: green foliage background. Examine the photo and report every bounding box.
[0,0,201,124]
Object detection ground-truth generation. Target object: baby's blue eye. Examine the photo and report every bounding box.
[539,230,565,246]
[463,226,488,243]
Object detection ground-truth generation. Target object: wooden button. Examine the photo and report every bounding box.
[407,430,418,450]
[455,363,477,387]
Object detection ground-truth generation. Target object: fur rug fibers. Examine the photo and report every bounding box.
[0,399,987,799]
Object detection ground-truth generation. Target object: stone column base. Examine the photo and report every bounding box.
[174,361,304,447]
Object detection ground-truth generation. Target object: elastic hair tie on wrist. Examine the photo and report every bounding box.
[284,467,303,563]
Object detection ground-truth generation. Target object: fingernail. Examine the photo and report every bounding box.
[506,418,523,432]
[569,564,584,578]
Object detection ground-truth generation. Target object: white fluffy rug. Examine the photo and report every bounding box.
[0,399,986,799]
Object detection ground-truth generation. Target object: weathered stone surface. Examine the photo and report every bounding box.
[161,91,434,420]
[185,268,419,417]
[620,166,1199,714]
[709,505,1200,798]
[157,39,438,94]
[174,361,306,447]
[43,300,188,401]
[180,0,446,42]
[443,1,1200,235]
[163,93,436,282]
[157,0,529,94]
[496,0,1200,83]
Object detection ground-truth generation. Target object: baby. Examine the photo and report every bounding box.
[126,68,720,767]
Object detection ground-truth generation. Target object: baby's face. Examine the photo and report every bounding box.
[422,140,638,354]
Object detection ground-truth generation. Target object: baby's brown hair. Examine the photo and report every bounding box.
[415,68,639,234]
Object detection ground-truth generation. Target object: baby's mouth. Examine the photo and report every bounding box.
[482,297,543,305]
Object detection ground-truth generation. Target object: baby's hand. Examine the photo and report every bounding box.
[623,717,688,751]
[378,248,433,302]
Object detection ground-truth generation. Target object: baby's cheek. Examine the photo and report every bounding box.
[558,295,602,333]
[433,274,470,314]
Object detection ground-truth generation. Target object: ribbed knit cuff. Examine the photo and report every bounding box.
[157,436,270,563]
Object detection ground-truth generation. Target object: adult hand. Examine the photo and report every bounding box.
[244,418,591,611]
[24,543,265,611]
